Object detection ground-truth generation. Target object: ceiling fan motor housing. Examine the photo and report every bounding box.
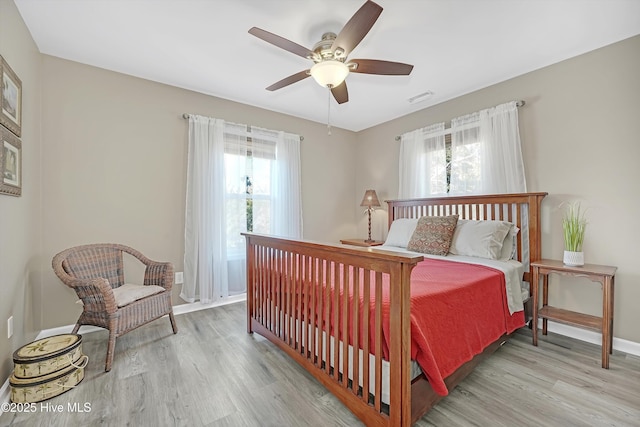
[310,32,346,63]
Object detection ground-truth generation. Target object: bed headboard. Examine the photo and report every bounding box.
[385,192,547,284]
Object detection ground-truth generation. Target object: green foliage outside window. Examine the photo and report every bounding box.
[245,175,253,232]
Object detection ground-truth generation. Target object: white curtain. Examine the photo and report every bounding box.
[182,116,303,303]
[450,101,526,194]
[480,101,527,193]
[222,125,253,298]
[182,115,228,303]
[450,101,529,268]
[449,111,481,194]
[271,131,303,238]
[398,122,446,198]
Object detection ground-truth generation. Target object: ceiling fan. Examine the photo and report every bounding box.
[248,0,414,104]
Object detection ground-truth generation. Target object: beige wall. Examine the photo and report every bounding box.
[356,35,640,344]
[39,55,359,328]
[0,0,43,382]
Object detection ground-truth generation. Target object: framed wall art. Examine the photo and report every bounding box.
[0,125,21,196]
[1,55,22,137]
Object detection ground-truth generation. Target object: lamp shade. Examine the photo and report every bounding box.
[310,60,349,88]
[360,190,381,208]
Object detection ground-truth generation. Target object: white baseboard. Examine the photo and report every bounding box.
[172,294,246,316]
[0,378,8,407]
[538,319,640,356]
[3,299,637,406]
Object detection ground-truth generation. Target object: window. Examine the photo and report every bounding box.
[398,123,446,198]
[399,101,525,198]
[406,129,483,196]
[224,132,275,260]
[183,115,302,303]
[450,133,482,194]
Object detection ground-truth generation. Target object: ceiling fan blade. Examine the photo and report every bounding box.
[331,81,349,104]
[266,70,311,91]
[331,1,383,57]
[249,27,314,59]
[348,59,414,75]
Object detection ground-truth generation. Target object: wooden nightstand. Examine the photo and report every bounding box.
[340,239,384,247]
[531,259,617,368]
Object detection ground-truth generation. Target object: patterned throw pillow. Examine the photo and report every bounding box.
[407,215,459,256]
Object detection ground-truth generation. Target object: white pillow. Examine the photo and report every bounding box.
[383,218,419,248]
[499,224,520,261]
[449,219,513,260]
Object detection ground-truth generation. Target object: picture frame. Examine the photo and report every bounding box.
[0,125,21,196]
[1,55,22,137]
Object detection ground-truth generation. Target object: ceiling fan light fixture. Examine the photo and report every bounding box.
[310,60,349,88]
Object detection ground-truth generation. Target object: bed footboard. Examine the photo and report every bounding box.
[243,234,423,427]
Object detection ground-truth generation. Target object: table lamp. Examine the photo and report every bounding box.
[360,189,381,242]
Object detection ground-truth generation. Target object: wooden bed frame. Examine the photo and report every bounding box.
[243,192,547,426]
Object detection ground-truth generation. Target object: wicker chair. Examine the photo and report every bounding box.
[52,243,178,372]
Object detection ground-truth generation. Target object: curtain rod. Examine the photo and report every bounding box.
[394,100,525,142]
[182,113,304,141]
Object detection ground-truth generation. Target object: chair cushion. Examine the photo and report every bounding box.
[112,284,166,308]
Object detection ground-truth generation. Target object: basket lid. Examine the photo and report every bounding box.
[10,354,88,387]
[13,334,82,363]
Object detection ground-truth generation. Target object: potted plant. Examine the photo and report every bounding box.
[562,202,587,266]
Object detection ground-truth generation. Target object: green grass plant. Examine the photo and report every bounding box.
[563,202,587,252]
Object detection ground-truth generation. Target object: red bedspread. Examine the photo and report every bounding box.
[275,257,525,397]
[323,257,524,397]
[386,257,525,396]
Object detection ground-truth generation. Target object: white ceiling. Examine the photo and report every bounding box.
[14,0,640,132]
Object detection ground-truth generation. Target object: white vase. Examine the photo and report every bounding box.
[563,250,584,266]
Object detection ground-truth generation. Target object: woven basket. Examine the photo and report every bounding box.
[12,334,84,378]
[10,334,88,403]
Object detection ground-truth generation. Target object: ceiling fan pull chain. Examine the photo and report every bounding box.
[327,87,332,136]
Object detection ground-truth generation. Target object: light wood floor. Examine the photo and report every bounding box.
[2,302,639,426]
